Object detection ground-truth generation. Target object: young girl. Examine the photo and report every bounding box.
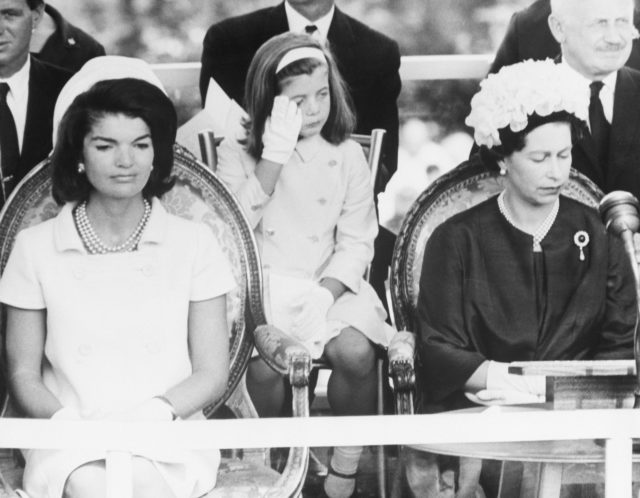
[216,32,395,498]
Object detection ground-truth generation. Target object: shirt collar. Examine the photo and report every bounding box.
[0,55,30,103]
[560,59,618,94]
[54,197,167,253]
[284,1,335,40]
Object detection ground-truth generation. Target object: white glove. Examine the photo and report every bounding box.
[261,96,302,165]
[480,360,545,405]
[50,406,82,420]
[466,389,545,406]
[290,285,334,341]
[113,397,176,422]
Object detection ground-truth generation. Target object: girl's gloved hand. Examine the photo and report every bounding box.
[290,285,334,341]
[261,96,302,165]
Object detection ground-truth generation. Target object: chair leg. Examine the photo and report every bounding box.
[537,463,563,498]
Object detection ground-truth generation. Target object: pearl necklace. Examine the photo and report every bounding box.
[74,199,151,255]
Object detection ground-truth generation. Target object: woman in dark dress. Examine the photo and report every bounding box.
[410,59,637,498]
[417,60,636,413]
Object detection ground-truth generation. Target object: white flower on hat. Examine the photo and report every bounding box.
[465,59,589,149]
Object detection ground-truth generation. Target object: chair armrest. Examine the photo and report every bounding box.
[254,324,311,387]
[388,331,416,415]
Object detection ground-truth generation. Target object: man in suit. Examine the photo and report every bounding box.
[546,0,640,198]
[0,0,71,203]
[490,0,640,73]
[30,3,106,73]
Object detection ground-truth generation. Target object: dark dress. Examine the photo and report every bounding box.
[417,195,636,412]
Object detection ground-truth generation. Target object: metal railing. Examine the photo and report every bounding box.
[151,54,495,96]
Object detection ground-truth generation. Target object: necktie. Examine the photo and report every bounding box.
[588,81,610,172]
[304,24,321,41]
[0,83,19,200]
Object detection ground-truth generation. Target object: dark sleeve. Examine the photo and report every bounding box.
[199,25,220,105]
[593,234,636,359]
[199,23,249,107]
[488,12,521,74]
[372,39,401,192]
[417,223,486,404]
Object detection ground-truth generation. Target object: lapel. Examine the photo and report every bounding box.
[264,3,290,39]
[326,8,357,77]
[21,59,52,177]
[609,66,640,165]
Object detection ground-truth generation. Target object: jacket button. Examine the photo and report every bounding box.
[265,228,276,236]
[328,159,337,167]
[317,198,327,205]
[309,235,319,243]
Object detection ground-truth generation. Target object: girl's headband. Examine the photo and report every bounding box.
[276,47,327,74]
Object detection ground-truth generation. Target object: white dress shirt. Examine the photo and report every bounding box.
[561,60,617,125]
[284,1,335,41]
[0,56,30,152]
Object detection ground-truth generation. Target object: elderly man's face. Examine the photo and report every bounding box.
[0,0,41,78]
[557,0,636,79]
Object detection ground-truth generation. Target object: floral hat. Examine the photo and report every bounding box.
[465,59,589,149]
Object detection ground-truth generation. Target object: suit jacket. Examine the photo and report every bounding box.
[571,66,640,198]
[18,58,71,182]
[32,4,106,73]
[490,0,640,74]
[199,2,401,187]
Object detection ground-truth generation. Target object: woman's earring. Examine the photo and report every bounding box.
[499,166,507,176]
[77,163,85,174]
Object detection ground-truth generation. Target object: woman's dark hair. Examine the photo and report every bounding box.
[243,32,356,159]
[51,78,177,204]
[479,111,587,169]
[26,0,44,9]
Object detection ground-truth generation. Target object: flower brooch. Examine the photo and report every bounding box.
[574,230,590,261]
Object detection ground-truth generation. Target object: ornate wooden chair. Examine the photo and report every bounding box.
[0,144,311,498]
[388,155,602,497]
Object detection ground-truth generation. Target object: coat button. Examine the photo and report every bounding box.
[328,159,337,167]
[317,198,327,205]
[265,228,276,236]
[251,203,263,211]
[309,235,319,243]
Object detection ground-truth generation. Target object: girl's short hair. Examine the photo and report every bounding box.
[51,78,177,204]
[480,111,587,169]
[243,32,356,159]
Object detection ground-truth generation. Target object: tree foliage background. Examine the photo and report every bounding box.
[52,0,530,132]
